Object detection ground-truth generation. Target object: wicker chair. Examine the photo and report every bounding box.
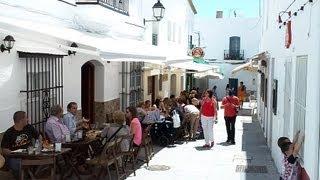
[87,138,121,180]
[139,125,154,166]
[122,135,138,176]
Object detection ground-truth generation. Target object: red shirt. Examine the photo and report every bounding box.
[222,96,240,117]
[201,97,217,117]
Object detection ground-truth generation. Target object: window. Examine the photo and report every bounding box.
[129,62,143,106]
[272,79,278,115]
[293,55,308,159]
[76,0,129,15]
[152,22,159,46]
[20,53,64,134]
[167,21,172,41]
[159,74,163,91]
[178,26,182,44]
[172,23,176,42]
[188,35,193,49]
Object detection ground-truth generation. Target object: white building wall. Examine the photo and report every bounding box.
[259,0,320,179]
[196,17,261,60]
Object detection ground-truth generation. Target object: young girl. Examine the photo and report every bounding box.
[278,131,304,180]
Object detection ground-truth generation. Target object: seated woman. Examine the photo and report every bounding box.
[101,111,130,151]
[126,107,142,147]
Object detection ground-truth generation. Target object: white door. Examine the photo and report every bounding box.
[283,59,292,137]
[293,55,307,160]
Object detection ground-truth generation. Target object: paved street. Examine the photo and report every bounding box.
[128,103,279,180]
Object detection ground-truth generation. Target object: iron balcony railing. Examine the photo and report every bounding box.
[224,50,245,60]
[76,0,129,15]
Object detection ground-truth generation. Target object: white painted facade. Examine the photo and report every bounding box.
[0,0,196,131]
[195,17,261,61]
[258,0,320,179]
[195,16,261,100]
[142,0,196,101]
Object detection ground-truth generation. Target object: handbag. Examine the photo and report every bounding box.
[172,110,181,128]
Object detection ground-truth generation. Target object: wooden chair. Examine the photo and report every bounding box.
[139,125,154,166]
[87,138,120,180]
[122,135,138,176]
[19,157,55,180]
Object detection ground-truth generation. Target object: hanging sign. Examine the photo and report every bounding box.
[285,20,292,49]
[191,47,208,64]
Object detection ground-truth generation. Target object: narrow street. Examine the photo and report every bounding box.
[128,102,279,180]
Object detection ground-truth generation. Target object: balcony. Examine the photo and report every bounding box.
[224,50,245,60]
[76,0,129,15]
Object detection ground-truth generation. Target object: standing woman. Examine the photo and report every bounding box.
[221,90,240,145]
[200,89,218,148]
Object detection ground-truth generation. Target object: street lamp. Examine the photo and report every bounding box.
[144,0,165,25]
[0,35,15,53]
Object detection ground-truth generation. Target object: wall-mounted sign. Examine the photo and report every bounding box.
[191,47,208,64]
[191,47,205,58]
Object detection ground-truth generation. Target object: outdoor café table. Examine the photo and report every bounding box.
[6,148,77,180]
[62,137,101,158]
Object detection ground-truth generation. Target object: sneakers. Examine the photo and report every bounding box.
[226,139,231,143]
[230,141,236,145]
[202,144,210,148]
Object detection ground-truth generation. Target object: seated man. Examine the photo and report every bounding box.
[63,102,88,137]
[1,111,40,178]
[45,105,70,143]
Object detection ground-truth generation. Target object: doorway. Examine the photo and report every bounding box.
[148,76,156,104]
[81,62,95,123]
[229,78,238,95]
[170,74,177,96]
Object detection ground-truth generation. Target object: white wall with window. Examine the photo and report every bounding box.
[195,17,261,60]
[258,0,320,179]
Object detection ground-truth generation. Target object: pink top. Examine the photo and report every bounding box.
[130,118,142,146]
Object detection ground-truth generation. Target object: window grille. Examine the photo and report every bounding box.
[19,52,64,134]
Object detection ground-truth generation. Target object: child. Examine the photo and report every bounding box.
[277,131,304,180]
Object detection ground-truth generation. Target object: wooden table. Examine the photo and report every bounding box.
[7,148,76,180]
[63,137,101,158]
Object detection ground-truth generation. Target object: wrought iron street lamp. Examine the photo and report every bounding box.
[68,42,78,56]
[144,0,165,25]
[0,35,15,53]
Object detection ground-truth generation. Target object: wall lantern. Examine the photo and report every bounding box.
[0,35,15,53]
[68,42,78,56]
[144,0,165,25]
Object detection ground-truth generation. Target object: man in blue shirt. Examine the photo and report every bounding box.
[63,102,88,136]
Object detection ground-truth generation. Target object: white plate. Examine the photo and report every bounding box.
[12,149,26,153]
[41,148,54,152]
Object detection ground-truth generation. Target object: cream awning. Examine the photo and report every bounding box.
[169,61,219,72]
[0,16,166,61]
[231,52,268,75]
[193,70,224,79]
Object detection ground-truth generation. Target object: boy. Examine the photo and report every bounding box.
[278,131,304,180]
